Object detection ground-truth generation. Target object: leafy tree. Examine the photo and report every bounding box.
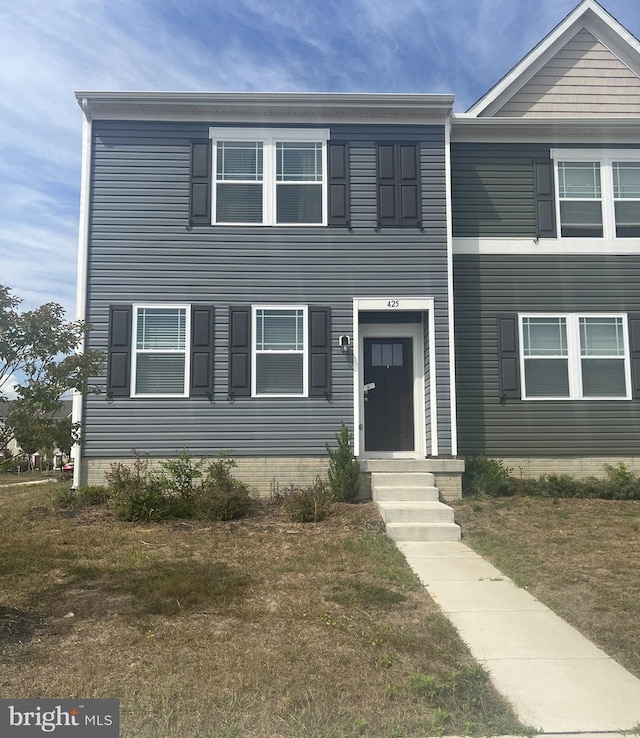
[0,284,104,465]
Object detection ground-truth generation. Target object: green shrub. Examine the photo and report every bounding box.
[275,477,334,523]
[197,454,251,520]
[462,454,516,497]
[106,453,176,521]
[197,484,251,520]
[326,422,361,502]
[56,485,110,509]
[538,473,583,498]
[464,456,640,501]
[106,450,252,522]
[159,448,204,500]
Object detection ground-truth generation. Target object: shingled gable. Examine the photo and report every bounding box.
[464,0,640,119]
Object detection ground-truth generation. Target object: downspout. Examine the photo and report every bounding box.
[71,98,92,489]
[444,114,458,456]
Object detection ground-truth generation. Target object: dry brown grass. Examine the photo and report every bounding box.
[453,496,640,678]
[0,484,525,738]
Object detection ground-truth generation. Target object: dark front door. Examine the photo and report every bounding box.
[363,337,414,452]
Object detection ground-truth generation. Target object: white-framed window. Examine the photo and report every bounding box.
[552,149,640,238]
[519,313,631,400]
[132,305,190,397]
[252,305,308,397]
[210,128,329,226]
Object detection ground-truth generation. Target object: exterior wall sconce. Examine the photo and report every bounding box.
[338,335,351,353]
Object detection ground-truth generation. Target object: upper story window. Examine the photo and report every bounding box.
[552,150,640,238]
[210,128,329,226]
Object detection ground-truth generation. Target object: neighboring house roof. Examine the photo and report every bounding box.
[464,0,640,119]
[0,399,73,421]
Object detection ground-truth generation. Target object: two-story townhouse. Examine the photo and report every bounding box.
[452,0,640,478]
[72,93,465,496]
[74,0,640,498]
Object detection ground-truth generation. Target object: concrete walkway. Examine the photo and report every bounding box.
[396,540,640,733]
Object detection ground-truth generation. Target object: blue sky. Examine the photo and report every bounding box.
[1,0,640,317]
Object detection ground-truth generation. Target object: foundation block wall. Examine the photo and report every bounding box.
[491,456,640,479]
[83,456,330,495]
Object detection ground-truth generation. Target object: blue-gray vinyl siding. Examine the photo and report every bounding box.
[83,121,452,458]
[454,254,640,456]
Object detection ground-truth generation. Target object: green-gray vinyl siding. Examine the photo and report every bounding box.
[451,143,551,237]
[83,121,453,458]
[454,254,640,456]
[451,142,640,238]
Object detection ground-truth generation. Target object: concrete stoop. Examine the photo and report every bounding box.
[372,471,461,542]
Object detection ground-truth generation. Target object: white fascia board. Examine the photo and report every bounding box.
[465,0,640,118]
[75,91,454,123]
[451,116,640,144]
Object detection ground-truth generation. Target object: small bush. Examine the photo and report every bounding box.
[197,454,251,520]
[275,477,334,523]
[462,454,516,497]
[159,448,204,501]
[463,456,640,500]
[106,450,252,522]
[56,485,110,509]
[326,422,361,502]
[106,453,175,521]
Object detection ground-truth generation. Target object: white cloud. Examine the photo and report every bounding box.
[1,0,640,319]
[0,375,19,401]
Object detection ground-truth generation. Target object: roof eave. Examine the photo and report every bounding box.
[75,91,455,122]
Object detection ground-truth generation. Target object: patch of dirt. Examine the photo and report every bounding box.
[0,605,46,649]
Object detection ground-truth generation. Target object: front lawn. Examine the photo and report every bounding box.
[0,484,525,738]
[453,495,640,679]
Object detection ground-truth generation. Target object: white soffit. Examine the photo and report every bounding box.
[464,0,640,118]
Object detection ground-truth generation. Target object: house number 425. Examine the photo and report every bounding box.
[386,300,400,308]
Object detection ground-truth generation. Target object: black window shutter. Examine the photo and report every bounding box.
[377,143,420,227]
[107,305,132,397]
[533,159,556,238]
[628,313,640,399]
[328,143,350,227]
[398,144,420,227]
[190,306,215,397]
[497,314,521,400]
[309,307,332,397]
[229,307,251,397]
[377,144,397,227]
[190,141,211,226]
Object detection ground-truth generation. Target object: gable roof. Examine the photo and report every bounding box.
[464,0,640,118]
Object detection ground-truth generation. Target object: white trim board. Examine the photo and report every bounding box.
[352,297,437,459]
[444,117,458,456]
[72,104,93,489]
[453,237,640,255]
[358,323,426,460]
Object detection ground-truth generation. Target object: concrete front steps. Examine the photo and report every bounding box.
[371,471,461,542]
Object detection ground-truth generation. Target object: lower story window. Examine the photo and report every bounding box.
[133,306,189,396]
[520,314,630,400]
[253,306,307,396]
